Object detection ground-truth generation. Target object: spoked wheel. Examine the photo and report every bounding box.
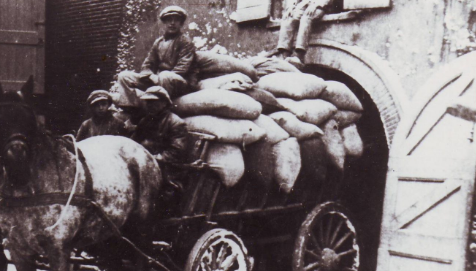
[293,202,360,271]
[185,228,253,271]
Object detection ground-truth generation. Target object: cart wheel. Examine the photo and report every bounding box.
[293,202,360,271]
[185,228,253,271]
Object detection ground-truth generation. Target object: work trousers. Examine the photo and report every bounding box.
[115,70,188,107]
[277,3,326,52]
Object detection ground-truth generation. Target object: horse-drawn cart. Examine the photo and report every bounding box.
[60,131,361,271]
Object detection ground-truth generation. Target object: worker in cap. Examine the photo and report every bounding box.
[132,86,188,163]
[115,5,196,108]
[76,90,127,141]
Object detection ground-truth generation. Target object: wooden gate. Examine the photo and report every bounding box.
[0,0,45,94]
[377,52,476,270]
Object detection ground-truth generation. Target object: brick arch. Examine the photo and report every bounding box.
[306,39,407,145]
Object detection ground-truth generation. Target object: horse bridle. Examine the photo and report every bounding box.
[0,102,36,156]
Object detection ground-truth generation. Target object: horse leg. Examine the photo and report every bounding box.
[9,249,36,271]
[46,246,72,271]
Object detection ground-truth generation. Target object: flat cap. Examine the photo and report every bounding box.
[87,90,111,105]
[140,86,172,104]
[159,6,187,21]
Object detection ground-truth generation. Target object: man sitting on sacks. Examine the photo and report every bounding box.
[275,0,334,63]
[115,5,196,109]
[131,86,188,199]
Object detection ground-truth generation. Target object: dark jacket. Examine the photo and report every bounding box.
[76,112,127,142]
[131,110,188,163]
[141,32,195,77]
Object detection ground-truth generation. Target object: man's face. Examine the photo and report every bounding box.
[162,15,184,35]
[91,100,109,117]
[145,99,168,115]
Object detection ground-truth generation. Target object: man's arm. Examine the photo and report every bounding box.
[171,36,195,76]
[160,118,188,162]
[140,39,161,75]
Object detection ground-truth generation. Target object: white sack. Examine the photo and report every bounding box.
[196,51,258,81]
[173,89,262,120]
[198,72,253,91]
[277,98,338,126]
[334,110,362,128]
[249,56,301,78]
[320,81,363,112]
[257,72,326,100]
[184,115,266,145]
[340,124,364,157]
[322,119,345,171]
[206,143,244,187]
[244,88,284,114]
[272,137,301,194]
[269,111,323,141]
[252,114,290,144]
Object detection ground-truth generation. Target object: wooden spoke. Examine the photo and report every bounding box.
[305,249,321,260]
[216,244,229,267]
[337,249,357,258]
[318,220,325,247]
[304,261,322,271]
[325,215,334,246]
[333,232,353,251]
[221,253,238,271]
[329,219,344,247]
[310,232,322,251]
[211,247,218,269]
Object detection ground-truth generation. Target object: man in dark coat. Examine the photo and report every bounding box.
[131,86,188,164]
[115,5,196,108]
[76,90,127,141]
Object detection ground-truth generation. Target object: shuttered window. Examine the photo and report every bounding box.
[343,0,391,10]
[235,0,271,23]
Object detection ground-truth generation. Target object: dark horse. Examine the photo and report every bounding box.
[0,77,162,270]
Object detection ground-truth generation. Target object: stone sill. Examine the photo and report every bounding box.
[266,10,364,30]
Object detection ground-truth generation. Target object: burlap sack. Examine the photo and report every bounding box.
[334,110,362,128]
[197,72,253,91]
[243,140,274,187]
[299,137,328,183]
[269,111,323,141]
[272,137,301,194]
[206,143,244,187]
[277,98,338,126]
[321,119,345,171]
[184,115,266,145]
[320,81,363,112]
[340,124,364,157]
[243,88,284,114]
[252,114,290,144]
[257,72,326,100]
[173,89,262,120]
[196,51,258,81]
[248,56,301,78]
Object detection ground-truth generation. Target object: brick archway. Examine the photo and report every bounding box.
[306,39,407,145]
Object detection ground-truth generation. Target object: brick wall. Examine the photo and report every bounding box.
[46,0,126,134]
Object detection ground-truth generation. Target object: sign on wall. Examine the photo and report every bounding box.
[235,0,271,23]
[343,0,391,10]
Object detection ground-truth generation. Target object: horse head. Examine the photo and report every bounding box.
[0,76,37,186]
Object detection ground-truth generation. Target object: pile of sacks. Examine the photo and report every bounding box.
[172,52,364,193]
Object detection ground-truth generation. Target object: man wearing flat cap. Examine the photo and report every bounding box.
[115,5,196,108]
[131,86,188,164]
[76,90,127,141]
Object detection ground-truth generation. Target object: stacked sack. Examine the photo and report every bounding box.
[171,52,364,193]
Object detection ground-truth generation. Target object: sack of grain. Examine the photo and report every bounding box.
[272,137,301,193]
[277,98,338,126]
[196,51,258,82]
[173,89,262,120]
[320,81,363,112]
[340,124,364,157]
[269,111,323,141]
[299,137,328,183]
[248,56,301,78]
[243,88,284,114]
[184,115,266,145]
[197,72,253,91]
[322,119,345,171]
[334,110,362,128]
[206,143,244,187]
[252,114,289,144]
[257,72,326,100]
[243,140,275,187]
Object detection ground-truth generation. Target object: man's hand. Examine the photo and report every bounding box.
[149,74,160,85]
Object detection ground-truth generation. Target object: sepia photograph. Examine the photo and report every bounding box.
[0,0,476,270]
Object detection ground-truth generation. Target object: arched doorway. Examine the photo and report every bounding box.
[304,40,406,271]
